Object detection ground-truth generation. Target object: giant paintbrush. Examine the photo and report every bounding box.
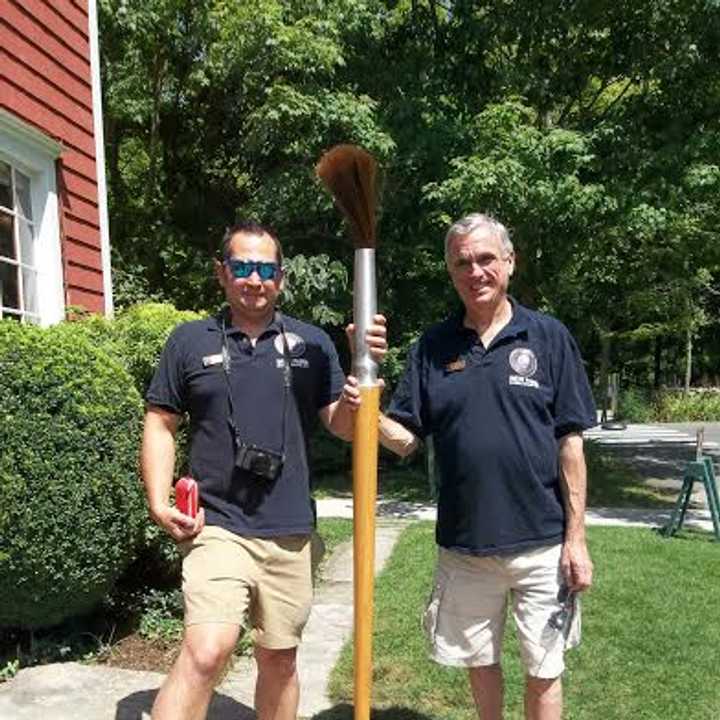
[316,144,380,720]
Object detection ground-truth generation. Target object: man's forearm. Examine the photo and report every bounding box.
[327,399,355,441]
[379,413,420,458]
[141,414,178,517]
[558,433,588,542]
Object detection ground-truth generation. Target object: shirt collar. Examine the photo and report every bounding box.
[210,307,283,337]
[449,296,529,341]
[502,297,529,338]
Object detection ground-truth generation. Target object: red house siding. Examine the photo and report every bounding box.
[0,0,105,313]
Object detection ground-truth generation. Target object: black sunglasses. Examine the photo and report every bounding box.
[548,587,576,631]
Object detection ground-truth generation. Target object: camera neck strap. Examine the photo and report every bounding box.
[220,312,292,460]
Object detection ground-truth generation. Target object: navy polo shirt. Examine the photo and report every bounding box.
[388,300,596,555]
[146,310,344,537]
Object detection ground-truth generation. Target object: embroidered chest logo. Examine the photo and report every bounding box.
[274,332,309,368]
[508,348,539,388]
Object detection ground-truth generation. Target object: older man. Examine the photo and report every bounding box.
[375,213,596,720]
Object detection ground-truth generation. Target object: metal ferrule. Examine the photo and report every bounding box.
[353,248,378,387]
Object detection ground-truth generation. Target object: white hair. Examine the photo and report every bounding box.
[444,213,514,262]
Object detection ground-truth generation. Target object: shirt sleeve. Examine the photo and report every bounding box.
[387,340,429,439]
[145,334,187,414]
[551,323,597,438]
[316,331,345,410]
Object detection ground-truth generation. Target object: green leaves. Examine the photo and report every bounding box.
[0,321,145,629]
[282,254,349,325]
[99,0,720,386]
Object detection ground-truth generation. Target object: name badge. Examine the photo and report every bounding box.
[277,358,309,369]
[202,353,224,367]
[445,358,466,373]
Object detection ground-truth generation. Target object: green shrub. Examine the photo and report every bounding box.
[110,303,203,394]
[0,321,145,629]
[616,386,655,423]
[111,304,204,576]
[655,388,720,421]
[138,589,184,642]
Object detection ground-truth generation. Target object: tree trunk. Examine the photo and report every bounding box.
[684,327,692,394]
[653,337,662,389]
[599,332,611,421]
[146,51,165,211]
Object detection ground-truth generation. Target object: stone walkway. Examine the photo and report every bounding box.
[317,497,715,532]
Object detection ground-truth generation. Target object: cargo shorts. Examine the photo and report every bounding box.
[422,543,581,678]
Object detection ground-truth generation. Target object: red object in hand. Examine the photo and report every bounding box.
[176,476,199,518]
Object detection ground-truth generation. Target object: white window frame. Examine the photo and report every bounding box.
[0,109,64,326]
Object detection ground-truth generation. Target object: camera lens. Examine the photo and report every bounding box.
[252,455,270,475]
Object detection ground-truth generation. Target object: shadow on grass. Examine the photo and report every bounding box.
[313,703,436,720]
[654,526,719,544]
[586,441,680,509]
[116,688,254,719]
[315,465,434,505]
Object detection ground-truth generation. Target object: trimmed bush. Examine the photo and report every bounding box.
[0,321,145,629]
[111,303,202,394]
[75,303,204,590]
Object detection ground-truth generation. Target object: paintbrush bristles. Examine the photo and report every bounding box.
[316,144,377,249]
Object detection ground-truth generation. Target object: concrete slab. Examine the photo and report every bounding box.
[0,663,256,720]
[317,499,715,531]
[586,507,713,532]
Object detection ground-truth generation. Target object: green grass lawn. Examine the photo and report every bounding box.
[584,441,676,508]
[323,523,720,720]
[318,517,354,555]
[315,518,354,577]
[315,440,661,510]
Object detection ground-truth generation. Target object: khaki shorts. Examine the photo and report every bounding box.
[423,544,581,679]
[181,525,313,649]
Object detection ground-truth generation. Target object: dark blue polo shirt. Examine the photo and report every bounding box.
[388,300,596,555]
[146,310,344,537]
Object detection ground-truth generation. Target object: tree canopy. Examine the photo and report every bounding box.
[99,0,720,387]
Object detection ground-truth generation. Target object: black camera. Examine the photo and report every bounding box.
[235,441,284,481]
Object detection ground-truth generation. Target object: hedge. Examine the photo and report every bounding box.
[0,321,145,628]
[76,303,203,589]
[110,303,202,394]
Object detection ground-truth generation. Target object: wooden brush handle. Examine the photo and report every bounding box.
[353,383,381,720]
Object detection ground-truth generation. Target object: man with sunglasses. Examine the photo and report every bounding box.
[366,213,596,720]
[142,221,386,720]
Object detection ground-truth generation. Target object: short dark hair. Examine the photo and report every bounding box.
[220,221,284,264]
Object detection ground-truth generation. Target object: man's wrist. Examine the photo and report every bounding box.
[148,500,171,520]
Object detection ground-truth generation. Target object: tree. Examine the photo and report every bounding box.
[99,0,720,386]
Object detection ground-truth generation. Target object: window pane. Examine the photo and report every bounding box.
[0,211,14,259]
[0,261,20,310]
[18,218,34,266]
[15,170,33,221]
[0,161,11,210]
[22,267,38,315]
